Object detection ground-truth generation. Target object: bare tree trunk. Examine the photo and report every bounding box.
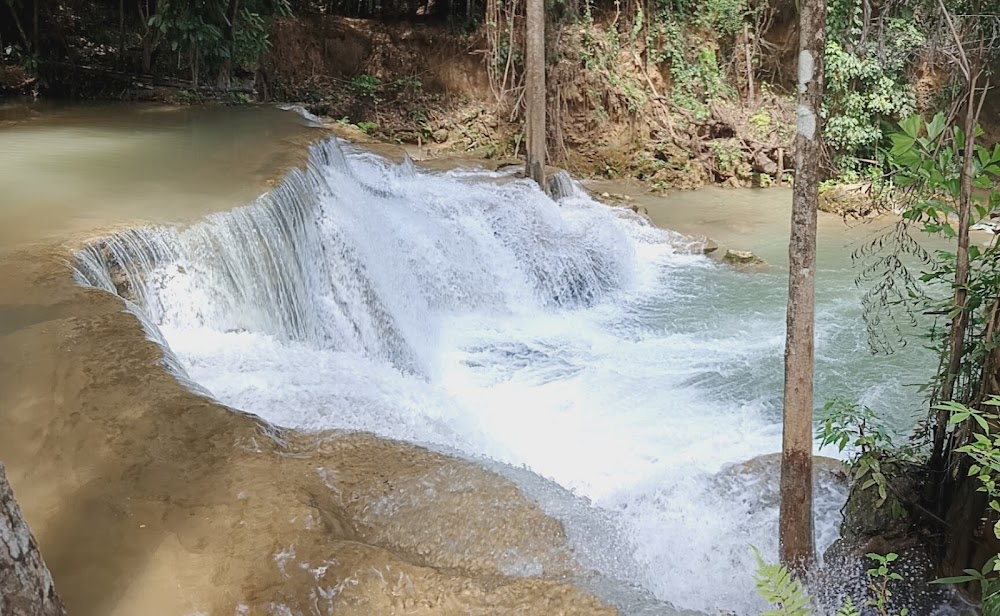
[218,0,241,88]
[32,0,39,51]
[931,74,978,470]
[139,0,160,74]
[191,41,199,89]
[119,0,126,66]
[744,22,754,105]
[6,1,32,51]
[779,0,826,574]
[525,0,546,189]
[0,463,65,616]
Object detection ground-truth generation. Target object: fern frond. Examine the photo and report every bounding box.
[837,596,862,616]
[752,547,813,616]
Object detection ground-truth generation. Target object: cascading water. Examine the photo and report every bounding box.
[74,136,935,615]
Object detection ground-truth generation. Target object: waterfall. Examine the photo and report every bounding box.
[73,137,863,616]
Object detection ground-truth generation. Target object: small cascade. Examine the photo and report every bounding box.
[547,169,580,201]
[74,139,421,373]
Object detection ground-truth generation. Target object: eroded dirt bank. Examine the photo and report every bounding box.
[0,171,618,615]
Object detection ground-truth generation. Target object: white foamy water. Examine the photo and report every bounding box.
[74,138,936,615]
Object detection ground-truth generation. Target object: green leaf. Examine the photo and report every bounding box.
[931,575,979,585]
[900,114,923,140]
[926,113,947,141]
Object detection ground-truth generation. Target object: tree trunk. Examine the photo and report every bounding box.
[525,0,546,189]
[931,72,980,471]
[779,0,826,574]
[119,0,125,66]
[191,40,199,89]
[218,0,241,88]
[140,0,160,74]
[6,1,32,51]
[32,0,39,51]
[744,22,754,105]
[0,462,65,616]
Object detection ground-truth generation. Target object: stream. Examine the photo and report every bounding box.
[4,104,947,614]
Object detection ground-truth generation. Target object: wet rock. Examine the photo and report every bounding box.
[722,249,765,266]
[431,128,449,143]
[394,130,420,144]
[713,453,847,513]
[702,239,719,254]
[841,461,923,543]
[814,461,952,616]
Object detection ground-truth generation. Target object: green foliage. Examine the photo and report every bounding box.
[928,398,1000,608]
[749,110,772,137]
[753,549,909,616]
[148,0,290,80]
[695,0,746,37]
[2,43,39,74]
[836,597,861,616]
[822,0,925,173]
[149,4,223,56]
[866,553,909,616]
[752,548,812,616]
[883,113,1000,385]
[177,88,200,104]
[817,399,910,508]
[890,112,1000,236]
[644,0,745,120]
[709,139,746,177]
[349,74,382,102]
[232,8,275,72]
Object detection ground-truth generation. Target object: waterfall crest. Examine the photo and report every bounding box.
[74,138,653,377]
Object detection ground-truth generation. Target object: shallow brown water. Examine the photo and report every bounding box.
[0,101,317,248]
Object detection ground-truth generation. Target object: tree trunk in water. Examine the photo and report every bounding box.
[0,462,65,616]
[779,0,826,574]
[525,0,545,190]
